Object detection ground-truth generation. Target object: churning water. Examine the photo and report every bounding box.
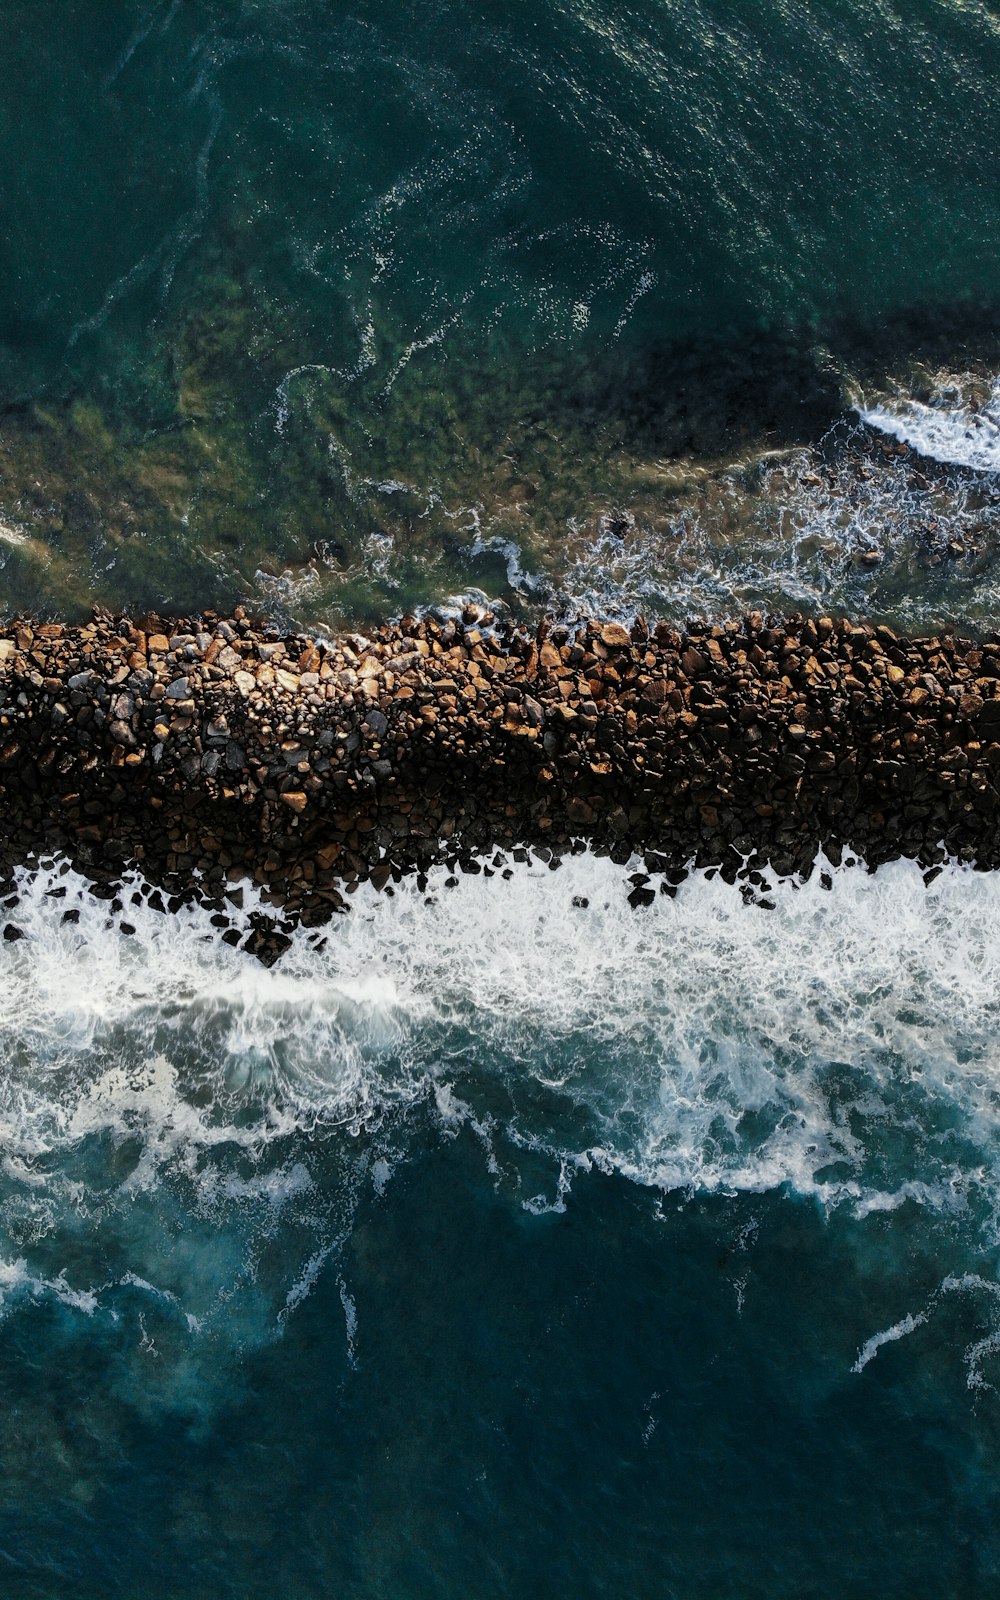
[7,1,1000,1593]
[3,855,1000,1593]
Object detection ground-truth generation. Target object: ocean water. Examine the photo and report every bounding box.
[4,856,1000,1596]
[7,2,1000,1595]
[6,0,1000,626]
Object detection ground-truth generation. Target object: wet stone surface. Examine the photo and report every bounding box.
[1,604,999,959]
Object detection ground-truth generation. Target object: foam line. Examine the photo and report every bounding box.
[852,1311,928,1373]
[4,850,1000,1361]
[859,382,1000,473]
[2,850,1000,1210]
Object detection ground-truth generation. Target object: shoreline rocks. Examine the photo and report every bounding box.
[2,605,1000,958]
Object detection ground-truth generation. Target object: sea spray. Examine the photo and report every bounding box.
[859,379,1000,475]
[4,851,1000,1245]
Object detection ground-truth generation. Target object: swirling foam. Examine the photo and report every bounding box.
[5,850,1000,1356]
[4,851,1000,1191]
[860,381,1000,474]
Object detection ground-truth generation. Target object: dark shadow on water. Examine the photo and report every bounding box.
[583,299,1000,461]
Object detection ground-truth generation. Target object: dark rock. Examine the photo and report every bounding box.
[628,886,656,909]
[2,605,1000,961]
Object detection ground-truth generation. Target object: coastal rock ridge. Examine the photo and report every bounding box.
[1,605,998,959]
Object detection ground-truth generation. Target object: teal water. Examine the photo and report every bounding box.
[6,1,1000,623]
[5,856,1000,1595]
[8,4,1000,1594]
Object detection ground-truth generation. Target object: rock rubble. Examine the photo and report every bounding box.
[2,605,1000,958]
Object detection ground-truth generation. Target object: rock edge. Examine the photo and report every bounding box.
[1,605,998,957]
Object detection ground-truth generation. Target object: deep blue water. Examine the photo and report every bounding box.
[7,1160,1000,1599]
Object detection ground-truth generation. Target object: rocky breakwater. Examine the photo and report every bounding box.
[2,606,1000,959]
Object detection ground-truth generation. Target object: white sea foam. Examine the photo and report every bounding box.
[5,848,1000,1356]
[0,518,29,548]
[852,1311,929,1373]
[3,850,1000,1215]
[859,381,1000,473]
[550,432,1000,634]
[854,1273,1000,1389]
[0,1257,99,1317]
[339,1275,359,1368]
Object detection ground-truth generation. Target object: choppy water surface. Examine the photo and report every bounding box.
[6,1,1000,627]
[4,856,1000,1595]
[8,2,1000,1594]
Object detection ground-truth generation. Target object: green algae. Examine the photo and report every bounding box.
[7,0,1000,630]
[0,263,761,625]
[8,280,1000,638]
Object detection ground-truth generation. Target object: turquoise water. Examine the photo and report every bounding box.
[8,3,1000,1594]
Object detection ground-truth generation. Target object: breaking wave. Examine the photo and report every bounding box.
[859,379,1000,474]
[4,849,1000,1356]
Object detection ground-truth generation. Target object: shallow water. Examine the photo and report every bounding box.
[6,2,1000,626]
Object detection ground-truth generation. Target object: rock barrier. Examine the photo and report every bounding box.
[1,606,999,957]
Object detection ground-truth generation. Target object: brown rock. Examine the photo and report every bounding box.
[600,623,632,650]
[5,603,1000,956]
[681,646,708,677]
